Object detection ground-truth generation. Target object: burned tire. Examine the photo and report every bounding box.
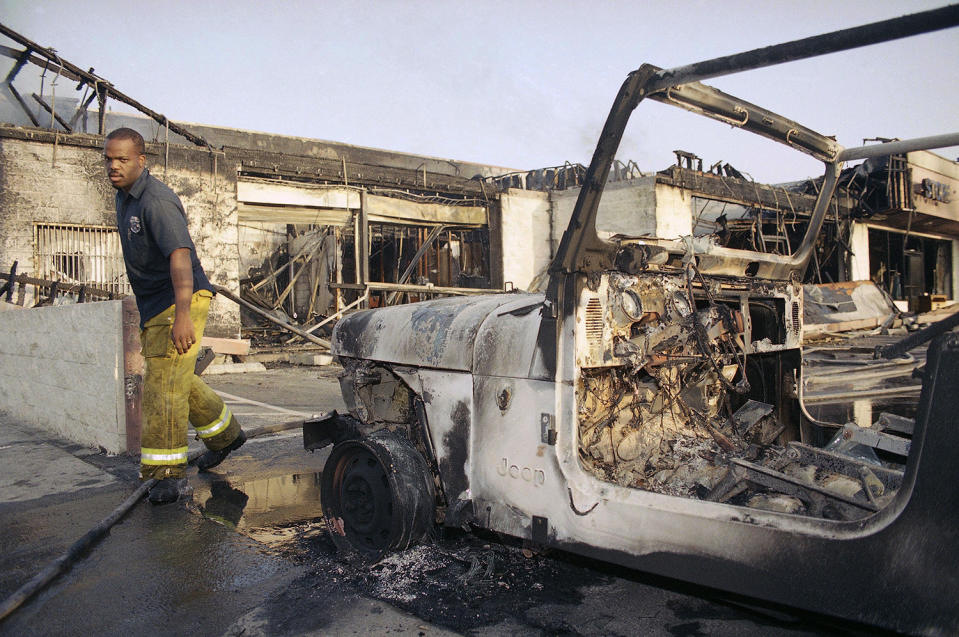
[321,430,435,560]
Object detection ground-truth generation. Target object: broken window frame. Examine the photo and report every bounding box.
[339,220,493,308]
[867,226,954,303]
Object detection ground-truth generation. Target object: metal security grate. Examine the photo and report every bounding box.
[34,223,130,296]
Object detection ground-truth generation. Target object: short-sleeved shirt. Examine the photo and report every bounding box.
[115,169,214,326]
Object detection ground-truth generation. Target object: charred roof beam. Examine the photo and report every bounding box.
[235,149,489,199]
[0,24,211,148]
[657,166,855,217]
[66,88,98,130]
[31,92,71,132]
[3,46,39,126]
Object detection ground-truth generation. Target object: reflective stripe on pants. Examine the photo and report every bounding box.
[140,446,189,465]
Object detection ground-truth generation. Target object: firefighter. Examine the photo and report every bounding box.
[105,127,246,503]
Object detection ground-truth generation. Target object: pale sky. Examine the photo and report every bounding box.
[1,0,957,183]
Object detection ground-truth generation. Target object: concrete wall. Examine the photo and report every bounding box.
[0,300,128,452]
[849,223,871,282]
[549,178,693,243]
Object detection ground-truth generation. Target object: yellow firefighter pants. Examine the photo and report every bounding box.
[139,290,241,480]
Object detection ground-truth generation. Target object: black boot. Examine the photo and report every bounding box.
[148,478,189,504]
[196,430,247,472]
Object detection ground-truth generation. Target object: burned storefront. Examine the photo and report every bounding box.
[778,145,959,312]
[233,173,496,344]
[849,149,958,311]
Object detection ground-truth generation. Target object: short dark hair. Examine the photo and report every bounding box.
[106,128,145,155]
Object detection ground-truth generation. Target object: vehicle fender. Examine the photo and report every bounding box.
[332,294,532,371]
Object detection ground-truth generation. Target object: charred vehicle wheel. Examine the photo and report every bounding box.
[321,430,435,560]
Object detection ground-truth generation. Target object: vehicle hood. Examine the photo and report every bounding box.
[332,293,543,371]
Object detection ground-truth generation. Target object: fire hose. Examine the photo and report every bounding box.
[0,419,307,623]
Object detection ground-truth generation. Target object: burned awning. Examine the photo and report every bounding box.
[236,180,486,227]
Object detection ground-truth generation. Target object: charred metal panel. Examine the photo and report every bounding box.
[472,294,546,378]
[413,369,475,504]
[470,375,564,538]
[331,294,522,371]
[337,360,414,427]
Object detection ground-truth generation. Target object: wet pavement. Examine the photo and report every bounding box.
[0,363,894,636]
[0,366,453,637]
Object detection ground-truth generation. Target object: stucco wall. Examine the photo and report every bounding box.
[0,300,127,452]
[549,177,693,243]
[500,188,552,291]
[499,178,697,291]
[0,131,241,337]
[156,146,241,337]
[0,134,115,268]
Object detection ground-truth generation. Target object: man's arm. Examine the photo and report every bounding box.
[170,247,195,354]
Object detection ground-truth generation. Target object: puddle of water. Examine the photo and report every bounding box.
[192,472,325,547]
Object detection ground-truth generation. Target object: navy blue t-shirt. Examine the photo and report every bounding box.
[115,169,214,326]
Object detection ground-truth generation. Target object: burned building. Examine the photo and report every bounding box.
[0,24,514,338]
[837,149,958,311]
[2,22,957,344]
[493,149,959,311]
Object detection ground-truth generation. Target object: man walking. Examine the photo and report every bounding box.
[105,127,246,504]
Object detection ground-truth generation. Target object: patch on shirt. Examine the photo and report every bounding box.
[129,216,142,234]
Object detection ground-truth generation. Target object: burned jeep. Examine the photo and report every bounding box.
[306,8,959,634]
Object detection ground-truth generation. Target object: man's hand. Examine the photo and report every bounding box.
[172,313,195,354]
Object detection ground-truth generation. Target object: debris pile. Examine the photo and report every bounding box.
[239,227,338,349]
[578,365,909,520]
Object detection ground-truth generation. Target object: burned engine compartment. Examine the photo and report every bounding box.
[575,268,904,520]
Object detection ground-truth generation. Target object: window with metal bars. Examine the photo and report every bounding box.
[33,223,130,296]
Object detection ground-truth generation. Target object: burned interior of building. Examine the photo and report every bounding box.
[232,163,497,345]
